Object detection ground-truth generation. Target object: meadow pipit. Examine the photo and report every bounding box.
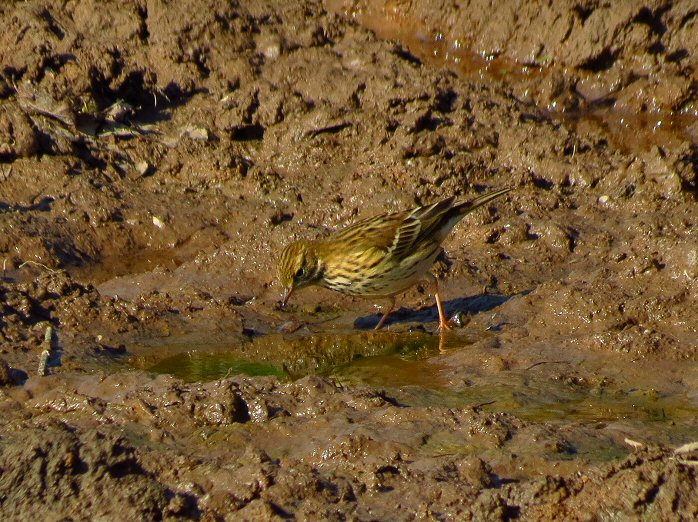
[278,187,511,330]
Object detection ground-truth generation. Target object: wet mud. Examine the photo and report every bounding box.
[1,0,698,519]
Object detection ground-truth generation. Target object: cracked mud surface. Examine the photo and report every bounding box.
[1,0,697,519]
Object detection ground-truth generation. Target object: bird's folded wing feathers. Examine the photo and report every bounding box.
[331,197,456,255]
[389,217,422,257]
[330,213,404,252]
[327,189,509,256]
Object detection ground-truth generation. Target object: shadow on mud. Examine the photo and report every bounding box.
[354,291,525,329]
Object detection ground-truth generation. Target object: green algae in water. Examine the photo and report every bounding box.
[145,331,439,382]
[148,353,286,382]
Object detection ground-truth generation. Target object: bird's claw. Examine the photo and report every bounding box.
[436,321,452,334]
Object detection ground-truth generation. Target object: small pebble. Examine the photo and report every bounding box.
[135,160,151,176]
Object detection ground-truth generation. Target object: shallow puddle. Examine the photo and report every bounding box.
[137,330,443,381]
[139,328,698,450]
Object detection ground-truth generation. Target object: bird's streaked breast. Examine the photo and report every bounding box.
[320,241,441,297]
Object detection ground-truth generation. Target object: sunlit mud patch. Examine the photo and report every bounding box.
[330,0,698,151]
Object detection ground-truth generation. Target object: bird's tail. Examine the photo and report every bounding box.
[453,187,512,216]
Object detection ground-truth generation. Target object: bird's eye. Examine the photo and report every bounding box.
[295,267,305,279]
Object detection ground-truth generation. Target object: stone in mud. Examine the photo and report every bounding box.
[190,388,251,425]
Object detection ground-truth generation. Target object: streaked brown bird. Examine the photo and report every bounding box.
[278,187,511,331]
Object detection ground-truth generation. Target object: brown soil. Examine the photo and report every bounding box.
[1,0,697,520]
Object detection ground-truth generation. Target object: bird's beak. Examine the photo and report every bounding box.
[281,287,293,308]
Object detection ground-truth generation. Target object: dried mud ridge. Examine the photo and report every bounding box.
[1,0,698,519]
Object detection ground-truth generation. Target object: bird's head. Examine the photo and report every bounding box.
[277,240,322,307]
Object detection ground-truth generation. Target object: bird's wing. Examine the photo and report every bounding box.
[330,197,456,257]
[407,196,455,243]
[389,215,422,257]
[325,190,510,261]
[330,212,405,252]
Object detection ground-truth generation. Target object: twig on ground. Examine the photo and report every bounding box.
[18,260,59,273]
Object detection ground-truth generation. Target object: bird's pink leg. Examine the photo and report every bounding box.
[374,296,395,330]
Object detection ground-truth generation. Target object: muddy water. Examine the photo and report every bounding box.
[138,324,698,455]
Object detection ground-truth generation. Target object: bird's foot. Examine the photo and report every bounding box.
[436,320,452,333]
